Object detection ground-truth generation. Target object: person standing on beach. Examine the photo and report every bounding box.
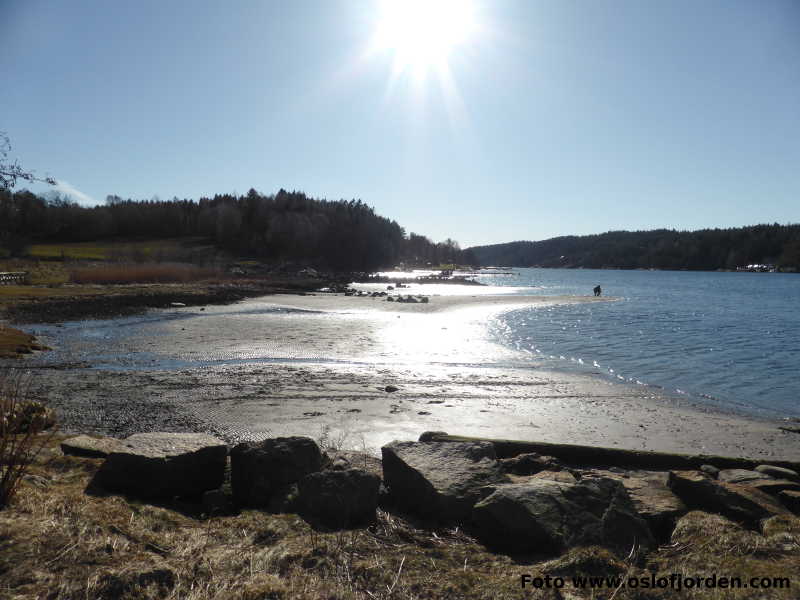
[593,285,602,296]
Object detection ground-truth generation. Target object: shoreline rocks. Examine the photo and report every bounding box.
[667,470,791,526]
[79,430,800,559]
[381,440,509,522]
[96,432,227,499]
[299,468,380,527]
[230,436,323,509]
[61,434,124,459]
[472,477,654,556]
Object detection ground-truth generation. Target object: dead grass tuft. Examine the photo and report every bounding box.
[0,369,57,508]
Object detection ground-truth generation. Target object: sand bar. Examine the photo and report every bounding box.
[14,293,800,460]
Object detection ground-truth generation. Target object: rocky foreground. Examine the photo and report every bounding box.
[62,429,800,558]
[4,428,800,598]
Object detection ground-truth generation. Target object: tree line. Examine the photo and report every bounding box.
[469,225,800,272]
[0,187,475,271]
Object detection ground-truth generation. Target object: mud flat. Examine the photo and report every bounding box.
[11,293,800,460]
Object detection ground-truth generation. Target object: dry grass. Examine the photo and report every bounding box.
[69,264,223,285]
[0,325,49,359]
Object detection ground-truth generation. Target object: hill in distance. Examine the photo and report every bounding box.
[468,224,800,272]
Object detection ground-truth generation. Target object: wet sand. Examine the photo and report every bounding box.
[14,293,800,460]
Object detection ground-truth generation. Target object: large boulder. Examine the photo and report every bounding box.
[231,437,322,508]
[668,470,791,526]
[381,441,509,522]
[472,477,654,556]
[97,432,227,499]
[299,468,381,528]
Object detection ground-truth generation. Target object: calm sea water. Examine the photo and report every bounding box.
[476,268,800,418]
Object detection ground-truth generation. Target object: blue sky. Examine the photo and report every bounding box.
[2,0,798,247]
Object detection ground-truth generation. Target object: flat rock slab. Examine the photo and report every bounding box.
[744,479,800,496]
[472,477,654,556]
[97,432,227,499]
[231,436,322,508]
[61,435,124,459]
[756,465,800,482]
[718,469,771,484]
[668,470,791,526]
[382,441,509,522]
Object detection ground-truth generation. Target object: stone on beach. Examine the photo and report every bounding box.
[230,436,323,508]
[381,440,509,522]
[472,477,654,556]
[97,432,227,499]
[299,468,381,527]
[61,434,124,459]
[668,470,791,525]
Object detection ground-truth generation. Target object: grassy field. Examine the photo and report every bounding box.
[1,436,799,599]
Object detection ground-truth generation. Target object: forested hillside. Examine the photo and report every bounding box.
[469,225,800,271]
[0,188,473,271]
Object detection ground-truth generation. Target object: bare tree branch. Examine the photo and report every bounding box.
[0,132,56,190]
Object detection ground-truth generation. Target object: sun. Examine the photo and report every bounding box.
[373,0,477,75]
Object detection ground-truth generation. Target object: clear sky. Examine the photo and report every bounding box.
[2,0,799,247]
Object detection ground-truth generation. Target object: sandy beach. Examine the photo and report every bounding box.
[14,292,800,460]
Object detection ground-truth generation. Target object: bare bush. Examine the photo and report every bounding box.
[0,369,56,508]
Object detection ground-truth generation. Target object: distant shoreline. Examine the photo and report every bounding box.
[471,265,798,274]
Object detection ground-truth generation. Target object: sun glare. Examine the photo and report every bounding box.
[374,0,477,75]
